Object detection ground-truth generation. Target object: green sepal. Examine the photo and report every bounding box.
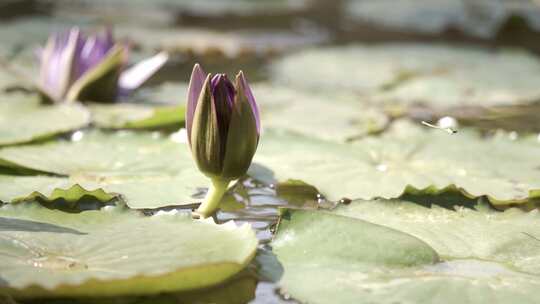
[191,74,224,177]
[221,72,259,180]
[65,45,125,103]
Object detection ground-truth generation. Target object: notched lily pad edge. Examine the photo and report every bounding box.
[402,184,540,209]
[255,177,540,209]
[8,185,115,205]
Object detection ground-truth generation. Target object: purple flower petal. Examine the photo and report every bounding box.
[210,73,235,109]
[237,71,260,134]
[186,63,207,143]
[75,28,115,81]
[210,73,236,150]
[118,51,168,95]
[39,28,82,100]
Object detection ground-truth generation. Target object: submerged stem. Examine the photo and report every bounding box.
[194,178,231,219]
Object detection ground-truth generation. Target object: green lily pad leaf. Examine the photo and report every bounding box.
[89,103,185,130]
[272,44,540,108]
[22,275,257,304]
[0,174,205,209]
[273,208,440,303]
[134,82,188,105]
[345,0,540,38]
[254,84,388,142]
[0,203,258,298]
[0,130,190,176]
[116,25,325,57]
[0,61,36,92]
[250,120,540,205]
[0,176,114,204]
[0,131,208,208]
[54,0,308,20]
[333,199,540,273]
[273,200,540,304]
[0,93,91,146]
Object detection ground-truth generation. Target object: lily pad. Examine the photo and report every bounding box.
[271,44,540,108]
[0,174,207,209]
[254,84,388,142]
[273,200,540,303]
[0,93,91,146]
[0,176,114,204]
[0,61,35,92]
[0,131,207,208]
[89,103,185,129]
[250,120,540,205]
[0,203,258,298]
[133,82,188,105]
[116,26,326,57]
[53,0,308,17]
[345,0,540,38]
[0,130,189,176]
[333,199,540,273]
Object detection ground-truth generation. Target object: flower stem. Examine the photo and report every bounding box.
[194,178,231,219]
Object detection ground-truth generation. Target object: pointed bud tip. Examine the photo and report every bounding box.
[192,63,204,74]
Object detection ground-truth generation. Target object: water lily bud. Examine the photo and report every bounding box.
[186,64,260,180]
[38,27,168,103]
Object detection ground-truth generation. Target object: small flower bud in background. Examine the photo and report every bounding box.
[38,27,168,103]
[186,63,260,218]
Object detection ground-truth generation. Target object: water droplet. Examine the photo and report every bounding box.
[437,116,458,129]
[376,164,388,172]
[71,131,84,142]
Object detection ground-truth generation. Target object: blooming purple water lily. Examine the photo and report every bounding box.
[38,27,168,103]
[186,63,260,218]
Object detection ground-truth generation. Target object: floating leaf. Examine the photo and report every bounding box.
[0,93,90,146]
[89,103,185,129]
[272,44,540,108]
[53,0,309,20]
[0,176,113,204]
[0,174,207,209]
[273,200,540,304]
[0,130,189,176]
[333,199,540,273]
[133,82,188,105]
[250,120,540,205]
[254,84,388,142]
[0,131,207,208]
[0,203,257,298]
[24,275,258,304]
[345,0,540,38]
[115,25,325,57]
